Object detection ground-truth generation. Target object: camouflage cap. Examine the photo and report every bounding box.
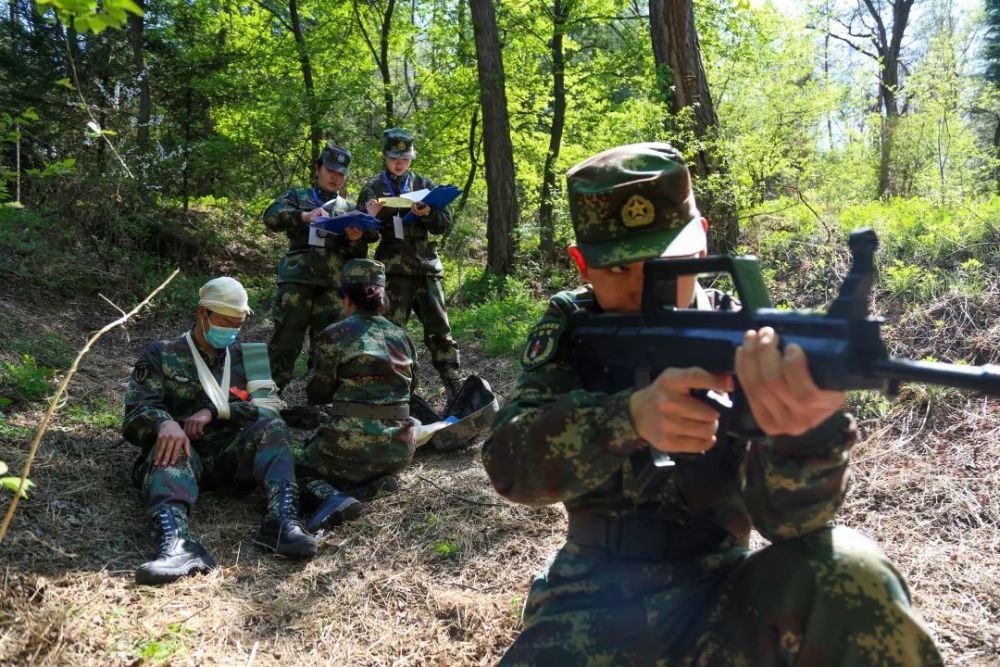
[341,259,386,287]
[320,143,351,175]
[567,142,705,268]
[382,128,417,159]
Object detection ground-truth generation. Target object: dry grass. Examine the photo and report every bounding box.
[1,278,998,665]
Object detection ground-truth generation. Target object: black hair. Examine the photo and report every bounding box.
[340,283,388,315]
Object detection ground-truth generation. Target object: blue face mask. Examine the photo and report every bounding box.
[202,315,240,349]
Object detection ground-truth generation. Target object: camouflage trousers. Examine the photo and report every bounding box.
[386,274,460,381]
[269,282,341,389]
[140,418,296,518]
[500,527,943,667]
[299,416,415,488]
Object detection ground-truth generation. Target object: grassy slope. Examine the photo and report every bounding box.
[0,207,997,665]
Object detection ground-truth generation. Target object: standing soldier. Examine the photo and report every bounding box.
[124,277,323,586]
[298,259,419,531]
[263,143,373,390]
[482,143,943,665]
[356,128,462,401]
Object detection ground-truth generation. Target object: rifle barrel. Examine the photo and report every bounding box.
[872,358,1000,395]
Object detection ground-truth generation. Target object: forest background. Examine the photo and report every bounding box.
[0,0,998,664]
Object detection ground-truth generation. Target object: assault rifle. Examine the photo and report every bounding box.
[569,228,1000,469]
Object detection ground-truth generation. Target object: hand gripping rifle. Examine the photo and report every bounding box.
[569,228,1000,473]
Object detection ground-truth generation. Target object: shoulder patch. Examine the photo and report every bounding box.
[521,320,563,370]
[132,361,149,383]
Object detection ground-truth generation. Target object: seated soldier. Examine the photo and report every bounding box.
[297,259,419,531]
[124,277,339,585]
[482,143,943,665]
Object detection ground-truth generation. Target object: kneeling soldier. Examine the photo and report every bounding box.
[298,259,419,530]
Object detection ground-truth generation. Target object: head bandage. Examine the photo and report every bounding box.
[199,277,252,318]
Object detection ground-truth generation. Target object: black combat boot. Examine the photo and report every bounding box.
[351,475,400,502]
[300,479,362,533]
[254,481,318,558]
[135,505,215,585]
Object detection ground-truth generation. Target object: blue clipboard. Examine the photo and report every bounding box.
[311,211,381,235]
[402,185,461,224]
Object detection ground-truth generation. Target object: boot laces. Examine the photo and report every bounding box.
[156,510,178,549]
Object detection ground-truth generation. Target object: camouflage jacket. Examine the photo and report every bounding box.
[263,186,374,287]
[355,172,452,277]
[123,331,263,453]
[306,313,419,406]
[483,286,856,551]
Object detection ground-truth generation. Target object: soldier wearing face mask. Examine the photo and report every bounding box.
[123,277,337,585]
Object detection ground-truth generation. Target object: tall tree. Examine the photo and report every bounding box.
[354,0,397,127]
[648,0,737,253]
[537,0,572,261]
[127,0,151,157]
[824,0,918,198]
[470,0,518,275]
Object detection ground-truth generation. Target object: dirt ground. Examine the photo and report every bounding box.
[0,285,998,666]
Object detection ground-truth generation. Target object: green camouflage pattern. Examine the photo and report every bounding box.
[382,127,416,158]
[124,331,264,447]
[263,186,372,286]
[385,274,460,382]
[355,171,452,276]
[123,333,297,517]
[139,418,296,518]
[302,313,418,487]
[482,288,943,666]
[342,258,386,286]
[268,282,341,389]
[567,142,700,268]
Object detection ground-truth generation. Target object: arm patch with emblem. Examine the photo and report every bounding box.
[521,321,563,370]
[132,360,149,383]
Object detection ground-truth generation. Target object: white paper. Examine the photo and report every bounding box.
[308,225,327,247]
[399,188,430,203]
[393,214,404,240]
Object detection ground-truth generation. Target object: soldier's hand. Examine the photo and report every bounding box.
[411,202,431,217]
[154,420,191,467]
[344,225,363,242]
[300,207,326,224]
[365,200,383,216]
[629,367,734,454]
[735,327,845,436]
[183,408,213,440]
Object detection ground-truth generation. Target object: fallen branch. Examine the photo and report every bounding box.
[0,269,180,544]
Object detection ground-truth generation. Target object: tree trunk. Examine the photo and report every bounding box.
[858,0,914,198]
[128,1,151,157]
[538,0,569,261]
[470,0,518,276]
[649,0,738,253]
[288,0,320,158]
[379,0,396,125]
[456,106,480,216]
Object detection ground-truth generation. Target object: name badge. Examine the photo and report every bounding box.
[393,214,404,240]
[308,226,328,247]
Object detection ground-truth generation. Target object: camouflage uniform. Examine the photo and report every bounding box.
[263,144,374,388]
[301,259,419,488]
[123,332,297,518]
[482,143,943,666]
[355,129,460,391]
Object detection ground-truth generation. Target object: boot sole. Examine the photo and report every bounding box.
[135,560,213,586]
[304,497,363,533]
[252,534,318,558]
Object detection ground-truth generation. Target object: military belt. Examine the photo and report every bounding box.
[329,401,409,420]
[566,513,724,562]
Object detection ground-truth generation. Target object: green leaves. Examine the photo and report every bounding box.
[0,462,35,500]
[35,0,144,34]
